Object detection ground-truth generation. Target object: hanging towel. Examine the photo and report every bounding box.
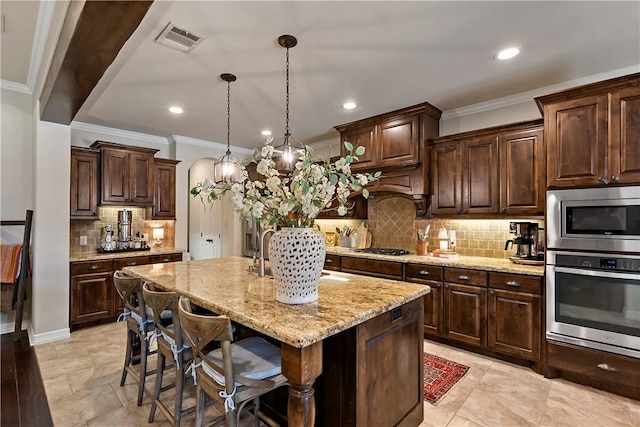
[1,245,22,314]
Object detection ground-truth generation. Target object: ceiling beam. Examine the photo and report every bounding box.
[40,0,153,124]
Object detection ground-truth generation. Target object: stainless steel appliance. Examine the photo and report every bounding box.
[547,186,640,253]
[242,217,270,259]
[117,209,132,242]
[505,221,543,262]
[546,250,640,358]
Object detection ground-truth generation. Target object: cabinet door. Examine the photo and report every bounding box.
[431,142,462,215]
[70,149,100,219]
[488,288,540,361]
[610,86,640,184]
[71,272,114,324]
[499,127,545,214]
[377,114,420,168]
[422,282,442,336]
[545,94,608,187]
[101,148,130,203]
[129,151,154,205]
[462,137,499,214]
[444,282,487,347]
[340,124,377,170]
[152,160,177,219]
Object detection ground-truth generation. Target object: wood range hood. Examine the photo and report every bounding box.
[334,101,442,216]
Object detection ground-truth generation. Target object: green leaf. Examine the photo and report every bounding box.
[362,188,369,198]
[355,146,365,156]
[343,140,353,152]
[344,155,353,164]
[374,171,382,178]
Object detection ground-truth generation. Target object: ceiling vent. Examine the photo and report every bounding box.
[154,22,203,53]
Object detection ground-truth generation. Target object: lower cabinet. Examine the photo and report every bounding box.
[444,282,488,347]
[404,264,443,335]
[340,256,403,280]
[70,252,182,330]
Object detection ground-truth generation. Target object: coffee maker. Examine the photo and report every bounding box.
[505,222,544,263]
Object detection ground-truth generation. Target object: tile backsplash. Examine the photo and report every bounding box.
[319,193,542,259]
[70,207,175,254]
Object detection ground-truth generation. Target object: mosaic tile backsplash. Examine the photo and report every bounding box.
[318,193,542,259]
[70,207,175,254]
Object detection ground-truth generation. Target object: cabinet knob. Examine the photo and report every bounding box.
[419,270,430,276]
[458,275,470,281]
[433,283,441,288]
[597,363,619,372]
[598,177,609,184]
[89,265,98,270]
[611,175,619,182]
[326,259,333,264]
[490,290,494,295]
[505,281,521,287]
[129,262,137,266]
[162,258,169,262]
[445,284,449,288]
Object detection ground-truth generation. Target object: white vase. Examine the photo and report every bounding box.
[269,227,326,304]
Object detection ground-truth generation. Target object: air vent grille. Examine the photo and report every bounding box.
[155,22,203,53]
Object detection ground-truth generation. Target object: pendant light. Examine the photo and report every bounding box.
[273,34,306,174]
[213,73,242,184]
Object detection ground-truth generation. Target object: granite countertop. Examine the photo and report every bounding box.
[326,246,545,276]
[70,248,185,262]
[123,256,429,348]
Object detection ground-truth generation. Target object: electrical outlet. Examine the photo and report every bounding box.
[80,235,88,245]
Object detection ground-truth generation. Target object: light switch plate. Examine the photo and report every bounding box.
[80,235,87,245]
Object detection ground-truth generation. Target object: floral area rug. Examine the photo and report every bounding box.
[423,353,470,405]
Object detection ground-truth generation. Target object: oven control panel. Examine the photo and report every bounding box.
[556,254,640,272]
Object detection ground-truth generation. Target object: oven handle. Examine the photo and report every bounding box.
[552,266,639,280]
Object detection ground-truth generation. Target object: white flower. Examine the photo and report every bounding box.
[256,159,271,175]
[358,175,369,186]
[337,205,347,216]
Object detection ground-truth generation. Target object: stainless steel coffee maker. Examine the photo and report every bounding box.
[117,209,132,246]
[505,221,543,263]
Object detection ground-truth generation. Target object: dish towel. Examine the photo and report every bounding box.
[1,244,22,314]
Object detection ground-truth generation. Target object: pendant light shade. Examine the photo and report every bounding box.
[213,73,242,185]
[272,34,306,174]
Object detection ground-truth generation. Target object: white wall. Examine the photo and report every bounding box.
[440,100,541,136]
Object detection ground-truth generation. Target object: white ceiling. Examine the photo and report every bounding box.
[3,1,640,149]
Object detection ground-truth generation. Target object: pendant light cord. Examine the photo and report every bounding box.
[226,80,231,155]
[284,46,290,143]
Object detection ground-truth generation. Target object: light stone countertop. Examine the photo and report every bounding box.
[326,246,545,276]
[123,256,429,348]
[70,248,185,262]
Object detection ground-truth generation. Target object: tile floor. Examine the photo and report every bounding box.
[35,323,639,427]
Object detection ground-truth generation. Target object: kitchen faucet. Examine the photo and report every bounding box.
[258,227,276,277]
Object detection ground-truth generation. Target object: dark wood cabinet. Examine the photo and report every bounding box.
[535,72,640,187]
[323,254,341,271]
[317,195,368,219]
[405,264,443,336]
[149,158,180,219]
[340,256,403,280]
[442,268,488,349]
[90,141,158,206]
[334,102,441,215]
[431,119,544,216]
[70,147,100,220]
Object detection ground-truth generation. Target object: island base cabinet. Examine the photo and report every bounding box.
[443,282,487,347]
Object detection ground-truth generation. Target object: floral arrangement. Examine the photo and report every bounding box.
[191,138,381,228]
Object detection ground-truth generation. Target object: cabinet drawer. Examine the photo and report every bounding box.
[489,272,541,294]
[71,260,113,275]
[324,254,341,271]
[149,253,182,264]
[405,264,443,282]
[548,341,640,393]
[444,268,487,287]
[114,256,150,270]
[341,256,403,280]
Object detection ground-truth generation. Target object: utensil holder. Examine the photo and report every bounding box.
[416,241,428,255]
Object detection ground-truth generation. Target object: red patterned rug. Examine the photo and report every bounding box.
[423,353,470,405]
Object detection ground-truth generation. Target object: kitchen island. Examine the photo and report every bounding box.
[123,256,429,427]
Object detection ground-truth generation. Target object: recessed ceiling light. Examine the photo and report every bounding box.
[342,102,357,110]
[496,47,520,60]
[261,130,272,136]
[169,106,183,114]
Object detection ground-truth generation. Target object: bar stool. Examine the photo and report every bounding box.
[113,270,157,406]
[178,297,287,427]
[143,282,195,426]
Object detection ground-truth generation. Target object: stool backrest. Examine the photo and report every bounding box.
[113,270,147,321]
[142,282,184,349]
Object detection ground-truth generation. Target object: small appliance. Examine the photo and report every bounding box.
[505,221,543,264]
[117,209,132,242]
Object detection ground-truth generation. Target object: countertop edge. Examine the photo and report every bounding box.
[70,248,185,262]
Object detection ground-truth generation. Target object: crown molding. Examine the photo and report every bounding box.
[71,121,170,145]
[441,64,640,120]
[1,80,31,94]
[27,0,57,94]
[172,135,253,156]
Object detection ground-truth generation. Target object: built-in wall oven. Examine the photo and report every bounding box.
[546,251,640,358]
[546,186,640,359]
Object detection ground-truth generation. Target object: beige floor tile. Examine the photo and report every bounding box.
[445,415,483,427]
[38,355,94,381]
[423,339,449,356]
[438,347,494,374]
[42,374,73,404]
[49,383,123,426]
[540,379,634,427]
[86,401,170,427]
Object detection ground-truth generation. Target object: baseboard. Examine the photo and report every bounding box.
[28,325,71,346]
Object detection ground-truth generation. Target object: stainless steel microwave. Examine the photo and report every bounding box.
[547,186,640,253]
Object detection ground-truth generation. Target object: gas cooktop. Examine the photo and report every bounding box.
[353,248,410,256]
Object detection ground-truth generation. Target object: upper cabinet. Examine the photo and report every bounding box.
[90,141,159,206]
[149,158,181,219]
[70,147,100,220]
[535,73,640,188]
[430,120,544,216]
[334,102,441,216]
